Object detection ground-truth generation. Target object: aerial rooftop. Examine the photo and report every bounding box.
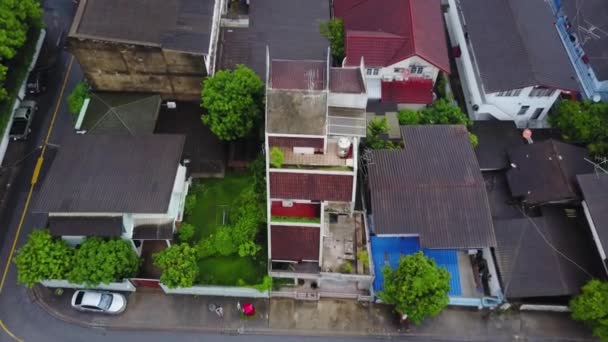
[71,0,214,54]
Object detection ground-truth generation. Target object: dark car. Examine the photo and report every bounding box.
[26,69,48,95]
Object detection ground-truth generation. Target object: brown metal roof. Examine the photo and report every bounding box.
[34,134,185,214]
[271,60,327,90]
[269,172,353,202]
[48,216,123,237]
[368,125,496,248]
[506,140,592,205]
[271,225,320,261]
[329,68,365,94]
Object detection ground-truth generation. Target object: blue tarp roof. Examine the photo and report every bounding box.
[371,236,462,296]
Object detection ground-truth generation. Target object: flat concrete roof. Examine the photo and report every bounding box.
[266,89,327,135]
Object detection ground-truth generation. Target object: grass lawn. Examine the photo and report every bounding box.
[198,255,265,286]
[188,172,251,240]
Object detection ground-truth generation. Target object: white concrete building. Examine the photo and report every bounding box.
[444,0,579,127]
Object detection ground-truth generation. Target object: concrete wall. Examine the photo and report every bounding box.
[160,284,269,298]
[68,38,206,100]
[41,279,136,292]
[485,87,560,124]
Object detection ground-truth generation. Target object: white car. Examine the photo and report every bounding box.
[71,290,127,314]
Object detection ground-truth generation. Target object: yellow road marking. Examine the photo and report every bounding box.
[0,320,24,342]
[0,55,75,295]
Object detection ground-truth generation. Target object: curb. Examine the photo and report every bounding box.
[29,286,595,341]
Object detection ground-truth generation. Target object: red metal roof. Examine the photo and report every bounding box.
[381,78,434,104]
[335,0,450,72]
[269,172,353,202]
[271,225,320,261]
[271,60,327,90]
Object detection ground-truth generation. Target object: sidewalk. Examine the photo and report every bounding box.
[31,285,595,340]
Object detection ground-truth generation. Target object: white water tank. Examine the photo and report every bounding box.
[337,137,351,158]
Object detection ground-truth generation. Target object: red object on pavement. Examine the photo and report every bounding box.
[243,303,255,316]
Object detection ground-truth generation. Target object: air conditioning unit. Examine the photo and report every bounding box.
[382,75,393,82]
[282,200,294,208]
[394,75,404,81]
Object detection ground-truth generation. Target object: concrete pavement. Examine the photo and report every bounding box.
[31,285,596,341]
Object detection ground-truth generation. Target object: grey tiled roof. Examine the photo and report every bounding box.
[73,0,214,54]
[460,0,578,92]
[577,173,608,259]
[34,134,185,214]
[494,206,600,298]
[368,125,496,248]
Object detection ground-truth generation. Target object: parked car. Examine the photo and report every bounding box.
[26,69,48,95]
[9,100,37,141]
[71,290,127,314]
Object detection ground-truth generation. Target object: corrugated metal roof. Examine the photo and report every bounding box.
[368,125,496,248]
[34,134,185,214]
[469,121,523,171]
[74,0,214,54]
[381,78,434,104]
[460,0,578,92]
[494,206,601,298]
[48,216,123,237]
[577,173,608,257]
[506,140,592,205]
[269,172,353,202]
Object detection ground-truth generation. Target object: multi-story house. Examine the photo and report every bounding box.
[444,0,579,127]
[334,0,450,107]
[264,55,373,299]
[68,0,224,100]
[550,0,608,101]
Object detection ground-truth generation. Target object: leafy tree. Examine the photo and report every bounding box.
[379,252,450,325]
[67,81,89,115]
[366,117,398,150]
[434,73,447,100]
[397,109,421,125]
[196,238,216,258]
[14,229,73,288]
[270,147,284,168]
[67,238,139,286]
[549,100,608,156]
[570,279,608,340]
[178,223,195,243]
[418,98,471,126]
[238,241,261,257]
[214,227,238,256]
[0,0,42,60]
[154,243,199,288]
[0,64,8,101]
[320,19,345,62]
[201,65,264,140]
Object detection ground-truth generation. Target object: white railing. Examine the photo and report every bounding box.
[40,279,136,292]
[160,283,269,298]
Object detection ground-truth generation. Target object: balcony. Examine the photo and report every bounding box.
[270,201,321,224]
[277,139,355,170]
[322,213,370,276]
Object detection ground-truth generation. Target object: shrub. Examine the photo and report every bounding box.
[214,227,238,256]
[570,279,608,340]
[434,73,447,99]
[238,241,261,257]
[397,109,421,125]
[249,154,266,201]
[252,276,273,292]
[468,132,479,148]
[357,250,369,271]
[184,193,197,217]
[178,223,195,242]
[154,243,199,288]
[320,19,345,62]
[340,262,353,274]
[366,117,398,150]
[67,237,140,286]
[196,238,216,258]
[270,147,284,168]
[14,229,73,288]
[67,81,89,115]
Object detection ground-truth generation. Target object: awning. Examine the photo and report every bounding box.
[381,78,433,104]
[48,215,123,237]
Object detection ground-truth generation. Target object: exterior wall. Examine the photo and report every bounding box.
[41,279,136,292]
[270,201,321,218]
[68,38,206,100]
[328,92,367,109]
[364,55,440,101]
[444,0,562,127]
[160,283,269,298]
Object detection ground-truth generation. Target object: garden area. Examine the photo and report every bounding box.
[153,157,270,290]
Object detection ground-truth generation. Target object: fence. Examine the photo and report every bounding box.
[40,279,136,292]
[160,284,269,298]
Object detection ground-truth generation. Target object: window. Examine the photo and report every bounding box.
[531,107,544,120]
[529,87,555,97]
[394,67,405,73]
[497,89,522,97]
[366,68,379,76]
[373,68,379,76]
[517,105,530,115]
[409,65,424,74]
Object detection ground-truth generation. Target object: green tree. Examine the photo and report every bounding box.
[397,109,421,125]
[0,0,42,60]
[201,65,264,140]
[419,98,470,125]
[67,238,139,286]
[154,243,199,288]
[379,252,450,325]
[570,279,608,340]
[67,81,89,115]
[270,147,284,168]
[14,229,73,288]
[178,223,195,242]
[366,117,398,150]
[238,241,261,257]
[549,100,608,156]
[320,19,345,62]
